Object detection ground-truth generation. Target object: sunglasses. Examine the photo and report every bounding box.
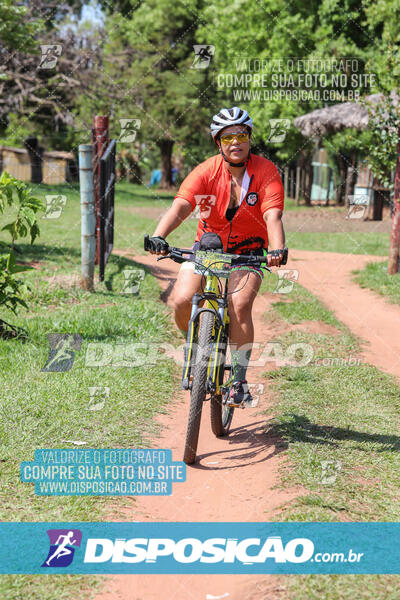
[219,132,250,145]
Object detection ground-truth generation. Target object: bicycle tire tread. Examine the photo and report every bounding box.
[183,311,214,464]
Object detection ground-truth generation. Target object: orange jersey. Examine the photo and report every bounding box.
[175,153,284,253]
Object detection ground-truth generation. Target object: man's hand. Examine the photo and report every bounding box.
[267,248,285,267]
[148,236,169,255]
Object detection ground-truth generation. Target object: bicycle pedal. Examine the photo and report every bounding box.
[228,402,245,409]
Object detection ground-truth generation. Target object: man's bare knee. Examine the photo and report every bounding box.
[172,294,191,314]
[228,295,253,321]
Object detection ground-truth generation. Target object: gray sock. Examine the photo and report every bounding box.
[230,348,251,381]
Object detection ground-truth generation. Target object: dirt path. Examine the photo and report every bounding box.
[94,248,400,600]
[94,253,304,600]
[290,250,400,381]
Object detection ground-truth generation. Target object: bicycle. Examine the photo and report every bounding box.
[144,234,288,465]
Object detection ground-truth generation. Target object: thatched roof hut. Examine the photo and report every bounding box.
[294,92,399,137]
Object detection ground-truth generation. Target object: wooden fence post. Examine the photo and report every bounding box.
[92,116,109,265]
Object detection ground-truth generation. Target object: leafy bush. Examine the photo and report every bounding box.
[0,171,44,334]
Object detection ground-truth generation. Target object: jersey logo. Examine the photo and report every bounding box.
[246,192,258,206]
[194,194,216,219]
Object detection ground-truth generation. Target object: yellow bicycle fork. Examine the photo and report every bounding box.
[182,274,230,395]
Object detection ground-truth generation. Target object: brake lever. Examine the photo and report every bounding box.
[157,250,187,264]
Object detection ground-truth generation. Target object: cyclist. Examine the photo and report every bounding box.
[147,106,286,407]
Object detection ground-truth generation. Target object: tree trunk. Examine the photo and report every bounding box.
[298,150,313,205]
[388,202,400,274]
[388,132,400,274]
[290,167,294,199]
[335,154,347,205]
[295,165,300,204]
[344,154,357,207]
[325,167,332,206]
[158,139,174,188]
[284,166,289,199]
[372,188,386,221]
[304,159,313,205]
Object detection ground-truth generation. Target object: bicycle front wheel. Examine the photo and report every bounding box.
[211,360,234,436]
[183,310,214,465]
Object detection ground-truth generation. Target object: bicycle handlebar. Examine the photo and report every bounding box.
[144,235,288,266]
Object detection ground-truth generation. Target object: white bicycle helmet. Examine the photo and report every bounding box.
[210,106,253,140]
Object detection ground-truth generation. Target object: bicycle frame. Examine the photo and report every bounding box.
[182,272,230,396]
[143,234,287,397]
[143,234,288,463]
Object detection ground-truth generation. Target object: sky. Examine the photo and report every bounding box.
[80,2,105,28]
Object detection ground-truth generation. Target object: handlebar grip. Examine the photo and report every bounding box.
[281,247,288,265]
[144,234,150,251]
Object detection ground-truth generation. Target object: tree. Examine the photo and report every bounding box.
[199,0,385,204]
[0,1,104,151]
[0,171,44,338]
[95,0,217,187]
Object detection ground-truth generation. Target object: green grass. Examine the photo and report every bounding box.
[3,181,195,261]
[261,274,343,327]
[19,182,391,259]
[32,181,176,206]
[0,182,184,599]
[1,180,397,598]
[352,260,400,305]
[261,283,400,598]
[0,574,100,600]
[287,231,389,256]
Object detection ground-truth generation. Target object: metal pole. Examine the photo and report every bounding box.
[79,144,96,290]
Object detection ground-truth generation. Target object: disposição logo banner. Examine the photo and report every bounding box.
[1,522,400,575]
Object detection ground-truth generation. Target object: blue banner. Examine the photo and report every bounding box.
[1,522,400,574]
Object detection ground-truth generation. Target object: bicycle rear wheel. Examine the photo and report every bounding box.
[183,310,214,465]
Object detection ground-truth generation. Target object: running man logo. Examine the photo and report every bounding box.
[88,386,110,411]
[41,334,82,372]
[38,45,62,69]
[42,529,82,568]
[321,460,342,485]
[43,195,67,219]
[267,119,291,143]
[193,194,216,219]
[119,119,141,143]
[191,45,215,69]
[273,269,299,294]
[122,268,145,294]
[346,194,369,220]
